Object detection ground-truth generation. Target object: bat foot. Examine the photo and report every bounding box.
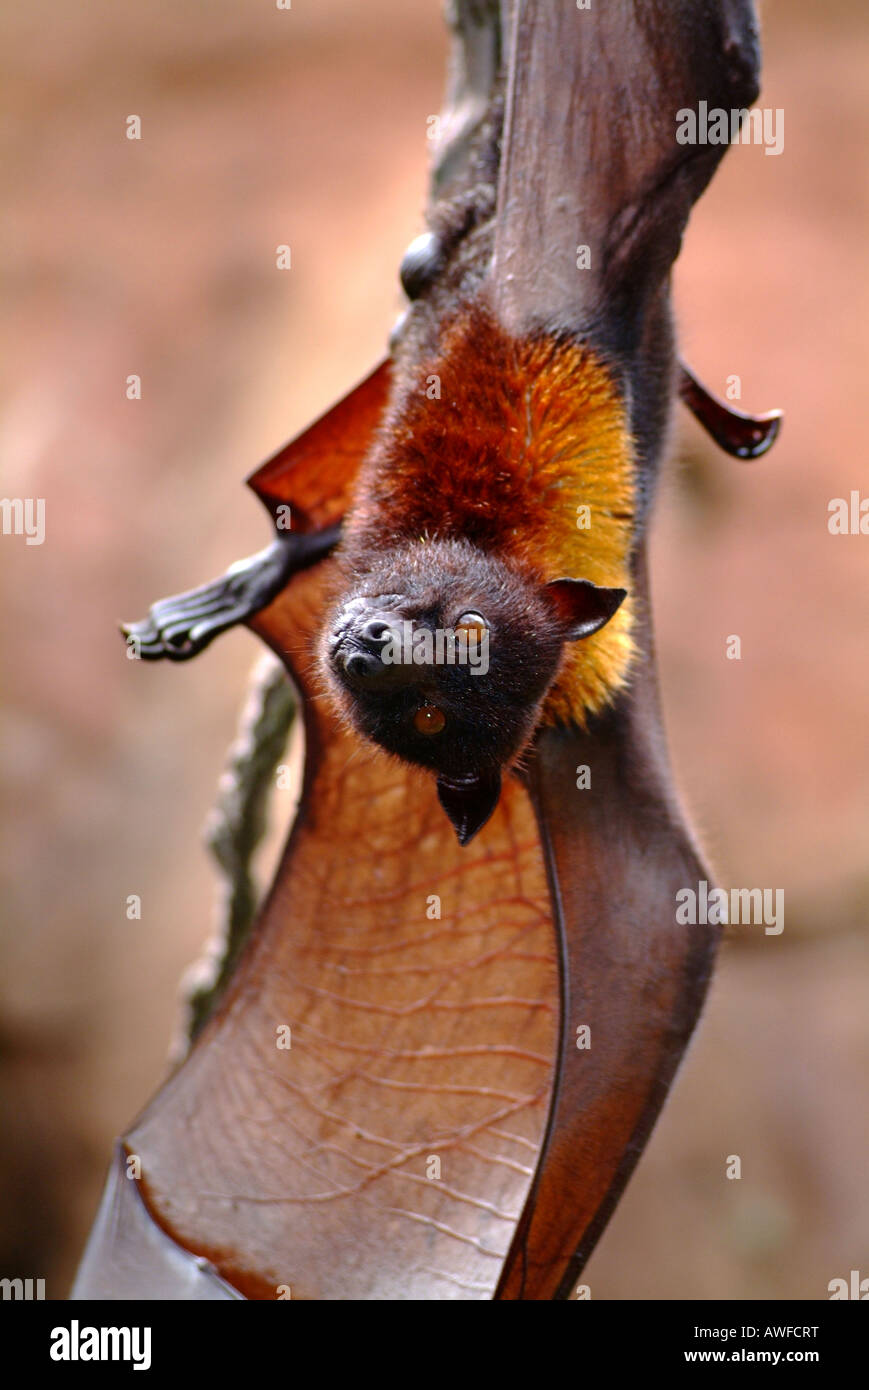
[679,362,783,460]
[122,526,340,661]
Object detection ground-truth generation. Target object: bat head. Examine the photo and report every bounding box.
[321,537,625,845]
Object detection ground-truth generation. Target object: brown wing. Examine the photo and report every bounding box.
[115,559,715,1302]
[247,360,391,530]
[487,0,763,1293]
[122,562,561,1299]
[493,0,761,340]
[497,555,717,1298]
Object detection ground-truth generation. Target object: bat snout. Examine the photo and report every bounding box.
[358,615,396,648]
[332,609,413,691]
[340,648,385,683]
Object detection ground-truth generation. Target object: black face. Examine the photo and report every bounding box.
[321,537,625,844]
[324,539,562,773]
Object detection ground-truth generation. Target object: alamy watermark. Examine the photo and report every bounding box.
[380,621,489,676]
[50,1321,151,1371]
[828,491,869,534]
[0,497,45,545]
[676,880,784,935]
[676,102,784,157]
[1,1276,45,1299]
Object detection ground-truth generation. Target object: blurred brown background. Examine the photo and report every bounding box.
[1,0,866,1299]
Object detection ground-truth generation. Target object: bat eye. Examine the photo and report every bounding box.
[414,705,446,736]
[455,612,488,641]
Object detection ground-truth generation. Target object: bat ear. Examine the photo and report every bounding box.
[545,578,627,641]
[436,771,502,846]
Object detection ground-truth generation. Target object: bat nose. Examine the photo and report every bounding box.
[337,612,416,689]
[339,612,400,684]
[342,649,383,681]
[359,616,394,648]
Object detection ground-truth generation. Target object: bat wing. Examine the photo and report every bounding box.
[498,556,717,1298]
[246,359,391,529]
[78,378,564,1301]
[494,0,761,341]
[116,560,564,1301]
[71,1144,243,1300]
[486,0,761,1297]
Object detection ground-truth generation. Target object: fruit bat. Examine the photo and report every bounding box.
[73,0,781,1300]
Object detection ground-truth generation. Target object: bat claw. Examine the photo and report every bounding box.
[120,528,340,663]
